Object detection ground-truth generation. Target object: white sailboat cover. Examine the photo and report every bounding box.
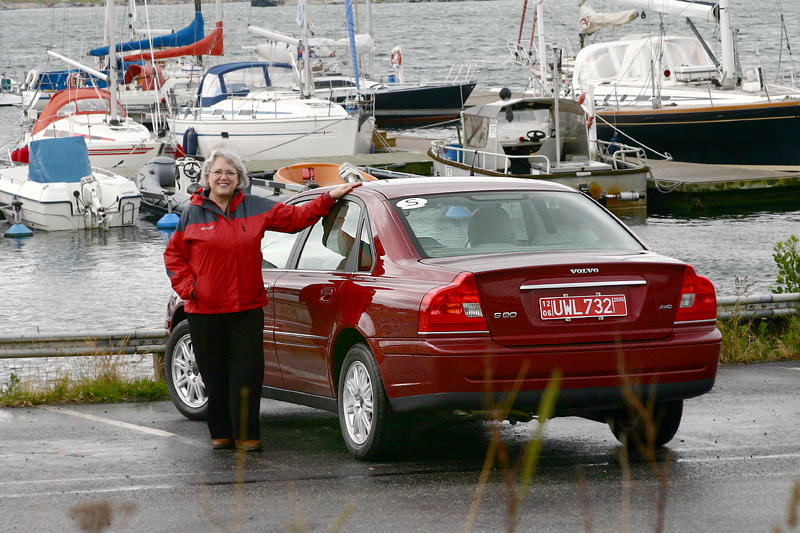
[579,1,638,35]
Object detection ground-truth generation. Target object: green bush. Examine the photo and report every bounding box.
[772,235,800,294]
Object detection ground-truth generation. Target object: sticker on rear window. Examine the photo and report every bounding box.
[396,198,427,209]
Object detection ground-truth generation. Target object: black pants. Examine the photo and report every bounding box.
[187,308,264,441]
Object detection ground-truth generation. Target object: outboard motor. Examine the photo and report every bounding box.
[149,156,177,188]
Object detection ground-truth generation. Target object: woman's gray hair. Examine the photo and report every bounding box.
[199,144,250,190]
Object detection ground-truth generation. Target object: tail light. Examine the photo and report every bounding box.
[419,272,488,333]
[674,265,717,324]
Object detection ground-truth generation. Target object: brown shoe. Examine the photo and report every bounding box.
[211,438,234,449]
[236,439,262,452]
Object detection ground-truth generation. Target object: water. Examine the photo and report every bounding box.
[1,0,799,338]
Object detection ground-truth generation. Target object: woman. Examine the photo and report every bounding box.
[164,145,360,451]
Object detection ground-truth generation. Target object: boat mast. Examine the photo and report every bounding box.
[366,0,374,80]
[552,46,561,167]
[105,0,121,124]
[718,0,736,87]
[536,0,547,94]
[300,0,312,97]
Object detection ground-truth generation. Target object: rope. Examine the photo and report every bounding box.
[594,112,672,160]
[529,4,537,52]
[244,114,356,158]
[518,0,528,45]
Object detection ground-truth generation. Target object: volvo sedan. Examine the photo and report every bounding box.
[164,176,721,459]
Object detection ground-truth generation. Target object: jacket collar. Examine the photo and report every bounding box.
[191,187,246,215]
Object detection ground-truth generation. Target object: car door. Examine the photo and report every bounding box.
[272,200,365,396]
[260,227,301,388]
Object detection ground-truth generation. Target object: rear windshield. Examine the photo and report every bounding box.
[392,190,645,258]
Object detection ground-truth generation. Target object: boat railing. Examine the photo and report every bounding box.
[444,64,478,84]
[506,41,538,69]
[595,140,647,170]
[431,139,551,174]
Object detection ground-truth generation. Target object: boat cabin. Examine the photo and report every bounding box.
[196,62,294,107]
[572,34,719,88]
[32,88,126,135]
[461,97,602,174]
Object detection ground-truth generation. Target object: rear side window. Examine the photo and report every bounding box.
[297,201,364,271]
[393,190,644,258]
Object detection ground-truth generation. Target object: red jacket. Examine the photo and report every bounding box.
[164,188,335,314]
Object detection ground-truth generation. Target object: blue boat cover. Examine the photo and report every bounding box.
[197,62,274,107]
[28,137,92,184]
[89,11,204,57]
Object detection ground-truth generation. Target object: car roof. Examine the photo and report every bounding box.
[309,176,579,201]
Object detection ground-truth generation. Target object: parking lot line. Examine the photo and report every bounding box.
[38,405,178,438]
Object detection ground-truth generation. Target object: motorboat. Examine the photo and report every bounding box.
[0,137,140,231]
[13,87,173,171]
[0,75,21,107]
[132,156,201,215]
[428,92,649,215]
[273,162,378,186]
[170,62,374,162]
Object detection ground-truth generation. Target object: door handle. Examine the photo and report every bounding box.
[320,287,334,302]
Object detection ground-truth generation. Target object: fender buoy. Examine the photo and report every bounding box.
[390,48,403,68]
[11,146,29,164]
[182,128,198,157]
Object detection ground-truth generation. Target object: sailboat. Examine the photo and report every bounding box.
[171,0,373,162]
[13,0,173,171]
[248,0,477,126]
[20,0,218,121]
[525,0,800,165]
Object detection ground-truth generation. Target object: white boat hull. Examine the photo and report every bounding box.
[172,112,363,161]
[0,164,140,231]
[30,115,167,171]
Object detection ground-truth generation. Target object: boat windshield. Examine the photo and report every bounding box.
[56,98,111,117]
[393,190,643,258]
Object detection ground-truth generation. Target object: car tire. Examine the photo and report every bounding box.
[337,343,395,460]
[608,399,683,448]
[164,319,208,421]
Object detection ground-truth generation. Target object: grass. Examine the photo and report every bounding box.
[719,315,800,365]
[0,373,167,407]
[0,349,168,407]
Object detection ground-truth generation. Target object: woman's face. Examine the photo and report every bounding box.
[207,157,239,201]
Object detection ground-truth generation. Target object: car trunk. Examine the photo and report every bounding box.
[428,252,687,347]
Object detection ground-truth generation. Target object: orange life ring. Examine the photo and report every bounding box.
[587,115,594,128]
[577,91,587,105]
[390,49,403,68]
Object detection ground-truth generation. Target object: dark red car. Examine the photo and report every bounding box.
[164,176,721,459]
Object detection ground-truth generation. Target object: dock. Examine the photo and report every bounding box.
[241,131,800,216]
[645,160,800,215]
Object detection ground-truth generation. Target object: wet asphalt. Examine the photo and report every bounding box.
[0,361,798,533]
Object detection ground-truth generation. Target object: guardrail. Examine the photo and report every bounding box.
[717,292,800,319]
[0,296,797,363]
[0,329,167,359]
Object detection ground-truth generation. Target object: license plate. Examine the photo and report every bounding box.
[539,294,628,320]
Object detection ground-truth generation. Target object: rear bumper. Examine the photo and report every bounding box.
[371,327,721,415]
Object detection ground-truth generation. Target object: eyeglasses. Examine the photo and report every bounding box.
[209,169,238,178]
